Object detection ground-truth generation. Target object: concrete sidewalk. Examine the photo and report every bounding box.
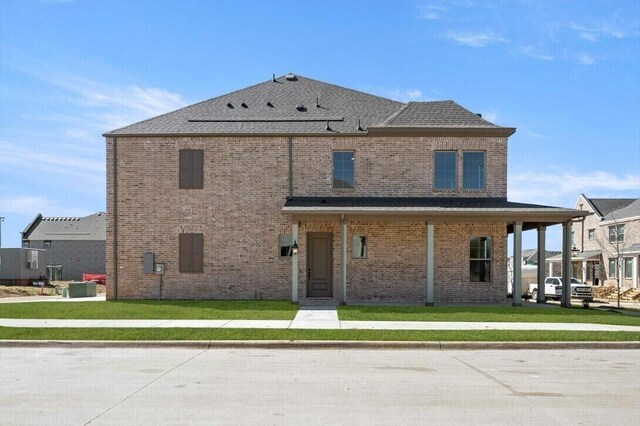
[1,307,639,331]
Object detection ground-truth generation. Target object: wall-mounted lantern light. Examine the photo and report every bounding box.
[571,246,580,257]
[292,241,299,255]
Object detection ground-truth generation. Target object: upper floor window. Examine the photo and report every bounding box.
[462,152,485,190]
[434,151,457,190]
[179,149,204,189]
[179,233,204,273]
[44,241,52,249]
[608,224,624,243]
[22,241,30,248]
[587,229,595,240]
[333,151,354,189]
[470,236,491,282]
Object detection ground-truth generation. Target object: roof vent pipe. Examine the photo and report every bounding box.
[357,119,363,131]
[272,73,276,82]
[315,97,320,108]
[326,121,331,131]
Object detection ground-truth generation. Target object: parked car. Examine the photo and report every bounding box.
[529,277,593,302]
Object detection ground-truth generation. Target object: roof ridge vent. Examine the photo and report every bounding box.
[296,104,306,111]
[285,73,297,81]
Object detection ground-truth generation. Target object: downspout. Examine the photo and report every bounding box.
[112,137,118,301]
[288,136,293,198]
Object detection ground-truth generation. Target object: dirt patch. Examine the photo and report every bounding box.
[0,281,106,298]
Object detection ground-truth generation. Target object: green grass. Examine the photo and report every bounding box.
[338,305,640,326]
[1,327,638,342]
[0,300,298,320]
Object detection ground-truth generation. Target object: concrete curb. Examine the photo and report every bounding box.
[1,340,639,350]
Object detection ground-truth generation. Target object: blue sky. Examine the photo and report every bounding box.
[1,0,639,250]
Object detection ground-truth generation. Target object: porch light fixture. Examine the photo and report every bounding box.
[291,241,299,255]
[571,246,580,257]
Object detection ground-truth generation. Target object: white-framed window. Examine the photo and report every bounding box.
[279,234,293,257]
[624,258,633,279]
[333,151,355,189]
[352,236,367,258]
[434,151,456,190]
[44,241,52,249]
[608,258,617,278]
[609,224,624,242]
[462,151,485,190]
[587,229,595,240]
[470,237,491,282]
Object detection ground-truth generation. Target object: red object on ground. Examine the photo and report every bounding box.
[82,274,106,285]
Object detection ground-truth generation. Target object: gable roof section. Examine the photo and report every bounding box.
[582,195,637,218]
[22,212,106,241]
[603,198,640,221]
[104,74,515,137]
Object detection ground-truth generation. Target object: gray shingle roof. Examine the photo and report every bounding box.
[587,197,637,218]
[283,197,572,210]
[104,74,513,136]
[22,212,106,241]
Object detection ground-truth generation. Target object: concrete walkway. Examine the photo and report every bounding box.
[1,306,639,331]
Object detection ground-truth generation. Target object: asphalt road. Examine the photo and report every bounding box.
[1,347,638,425]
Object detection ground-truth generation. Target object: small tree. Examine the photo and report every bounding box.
[595,214,627,308]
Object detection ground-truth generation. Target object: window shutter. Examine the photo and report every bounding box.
[179,150,193,189]
[191,233,204,272]
[191,150,204,189]
[179,233,192,272]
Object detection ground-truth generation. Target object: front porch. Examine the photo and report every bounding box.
[283,197,589,307]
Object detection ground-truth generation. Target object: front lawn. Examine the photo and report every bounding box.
[0,300,298,320]
[1,327,638,342]
[338,305,640,327]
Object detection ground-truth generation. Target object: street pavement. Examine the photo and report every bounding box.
[0,347,638,425]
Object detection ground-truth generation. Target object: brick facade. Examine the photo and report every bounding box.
[106,135,510,303]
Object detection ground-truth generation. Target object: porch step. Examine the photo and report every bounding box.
[300,298,338,307]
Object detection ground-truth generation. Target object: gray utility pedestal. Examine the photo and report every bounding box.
[68,281,97,298]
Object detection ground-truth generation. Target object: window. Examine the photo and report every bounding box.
[279,234,293,257]
[624,258,633,279]
[571,231,575,247]
[179,233,204,273]
[333,151,354,189]
[434,151,456,190]
[609,224,624,242]
[470,237,491,282]
[179,149,204,189]
[608,258,617,278]
[587,229,595,240]
[352,236,367,258]
[22,241,30,248]
[462,152,485,190]
[44,241,52,249]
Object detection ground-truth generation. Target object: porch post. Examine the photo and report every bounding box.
[561,221,572,308]
[340,214,347,304]
[536,225,546,304]
[581,260,587,283]
[633,256,638,289]
[291,221,299,303]
[512,222,523,306]
[425,222,434,306]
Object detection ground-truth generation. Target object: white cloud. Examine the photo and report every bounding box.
[443,31,506,47]
[573,52,595,65]
[520,45,554,61]
[0,196,91,217]
[417,4,447,20]
[568,22,628,42]
[509,170,640,207]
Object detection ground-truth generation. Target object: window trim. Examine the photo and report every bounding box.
[587,229,595,240]
[332,151,355,190]
[462,151,486,191]
[608,258,617,278]
[609,224,625,243]
[434,151,457,191]
[624,258,633,279]
[44,241,52,249]
[469,236,491,283]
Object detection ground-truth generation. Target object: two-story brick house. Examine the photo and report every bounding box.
[104,74,587,305]
[552,194,639,288]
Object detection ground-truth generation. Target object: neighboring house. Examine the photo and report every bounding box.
[0,248,47,284]
[21,212,106,281]
[508,248,560,277]
[547,194,639,288]
[104,73,586,304]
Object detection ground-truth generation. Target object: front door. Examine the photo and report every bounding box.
[307,233,333,298]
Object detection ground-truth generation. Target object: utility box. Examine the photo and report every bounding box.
[68,281,97,298]
[143,252,155,274]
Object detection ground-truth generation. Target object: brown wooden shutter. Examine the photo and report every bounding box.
[191,150,204,189]
[191,233,204,272]
[179,233,192,272]
[179,150,192,189]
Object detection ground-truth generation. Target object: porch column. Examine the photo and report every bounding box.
[633,256,638,289]
[536,225,546,304]
[340,214,347,304]
[581,260,587,283]
[549,261,553,277]
[512,222,523,306]
[425,222,434,306]
[291,221,299,303]
[561,221,572,308]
